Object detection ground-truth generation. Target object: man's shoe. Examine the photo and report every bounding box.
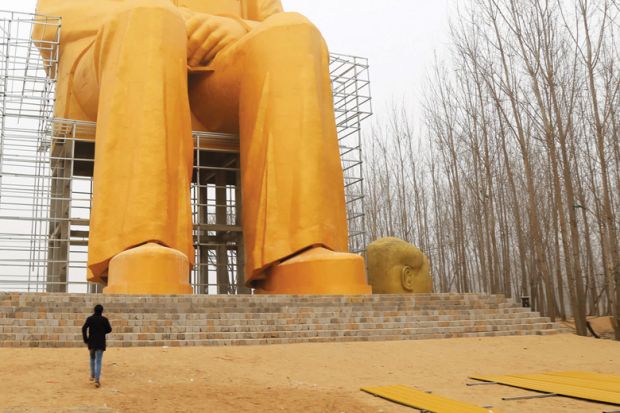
[89,376,95,382]
[95,381,100,388]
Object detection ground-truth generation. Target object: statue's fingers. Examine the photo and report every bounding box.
[203,37,229,63]
[189,35,216,66]
[190,30,224,66]
[187,21,216,60]
[185,15,203,36]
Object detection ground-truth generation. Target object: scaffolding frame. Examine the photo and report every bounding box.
[0,11,372,293]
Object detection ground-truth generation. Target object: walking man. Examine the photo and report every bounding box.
[82,304,112,388]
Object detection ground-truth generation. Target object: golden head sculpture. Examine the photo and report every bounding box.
[367,237,433,294]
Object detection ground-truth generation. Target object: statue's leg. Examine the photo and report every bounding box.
[73,4,194,294]
[189,12,371,294]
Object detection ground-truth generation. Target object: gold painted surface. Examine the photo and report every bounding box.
[104,243,193,294]
[177,0,241,15]
[257,247,371,294]
[470,372,620,405]
[361,385,504,413]
[509,373,620,392]
[367,237,433,294]
[33,0,365,294]
[545,371,620,384]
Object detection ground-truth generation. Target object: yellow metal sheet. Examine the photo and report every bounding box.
[470,373,620,405]
[545,371,620,385]
[361,385,504,413]
[510,373,620,392]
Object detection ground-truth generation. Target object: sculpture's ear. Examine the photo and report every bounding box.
[400,266,415,292]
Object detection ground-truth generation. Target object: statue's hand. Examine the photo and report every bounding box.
[186,14,248,66]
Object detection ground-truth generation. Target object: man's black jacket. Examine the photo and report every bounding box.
[82,314,112,351]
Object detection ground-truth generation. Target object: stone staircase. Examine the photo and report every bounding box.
[0,293,569,348]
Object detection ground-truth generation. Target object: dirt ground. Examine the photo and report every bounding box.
[0,334,619,413]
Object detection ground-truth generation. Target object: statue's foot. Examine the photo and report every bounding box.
[104,242,193,295]
[255,247,372,295]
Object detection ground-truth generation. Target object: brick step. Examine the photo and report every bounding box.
[0,310,540,328]
[0,322,558,342]
[0,307,530,320]
[0,293,566,348]
[0,301,517,312]
[0,317,552,334]
[0,305,530,319]
[0,311,542,326]
[0,300,512,308]
[0,328,566,348]
[0,301,520,313]
[0,312,540,327]
[0,293,509,304]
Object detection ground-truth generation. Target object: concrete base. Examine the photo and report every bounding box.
[255,247,372,295]
[104,243,193,295]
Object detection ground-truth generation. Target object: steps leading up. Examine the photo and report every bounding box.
[0,293,569,347]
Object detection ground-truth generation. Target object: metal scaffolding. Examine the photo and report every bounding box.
[0,11,372,293]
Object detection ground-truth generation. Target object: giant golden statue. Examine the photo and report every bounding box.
[34,0,371,295]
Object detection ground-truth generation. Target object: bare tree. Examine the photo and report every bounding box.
[363,0,620,339]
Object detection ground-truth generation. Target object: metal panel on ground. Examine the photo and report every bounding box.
[545,371,620,385]
[361,384,504,413]
[470,371,620,405]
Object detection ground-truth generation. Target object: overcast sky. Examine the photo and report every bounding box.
[3,0,451,121]
[285,0,451,120]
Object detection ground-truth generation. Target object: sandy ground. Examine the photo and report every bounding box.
[0,334,619,413]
